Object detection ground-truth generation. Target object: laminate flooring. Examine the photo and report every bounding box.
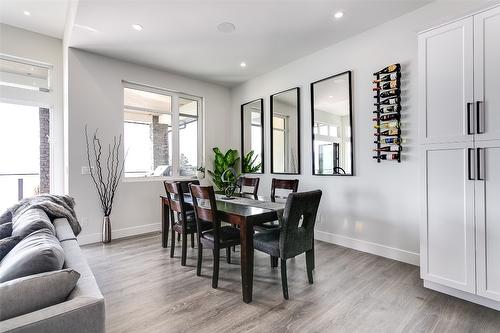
[82,233,500,333]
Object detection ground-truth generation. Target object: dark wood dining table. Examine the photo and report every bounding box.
[160,193,284,303]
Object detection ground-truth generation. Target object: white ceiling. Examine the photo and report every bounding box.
[0,0,69,39]
[0,0,432,87]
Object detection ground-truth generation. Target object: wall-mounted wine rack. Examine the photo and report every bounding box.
[372,63,402,162]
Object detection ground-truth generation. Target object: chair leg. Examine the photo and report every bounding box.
[280,259,289,300]
[191,233,195,248]
[170,229,176,258]
[212,249,220,289]
[181,232,187,266]
[177,233,181,242]
[306,249,314,284]
[196,243,203,276]
[226,247,231,264]
[270,256,278,268]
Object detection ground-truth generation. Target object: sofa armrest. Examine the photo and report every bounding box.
[0,296,105,333]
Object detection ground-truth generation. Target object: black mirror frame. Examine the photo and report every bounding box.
[270,87,301,175]
[241,98,264,174]
[310,70,354,176]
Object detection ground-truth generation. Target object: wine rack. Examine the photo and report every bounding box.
[372,63,402,162]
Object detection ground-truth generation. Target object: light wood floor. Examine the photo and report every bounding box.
[82,233,500,333]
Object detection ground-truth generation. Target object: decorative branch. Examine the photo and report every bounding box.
[85,125,125,216]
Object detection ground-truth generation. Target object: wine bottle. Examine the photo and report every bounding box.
[372,80,399,91]
[374,146,401,152]
[372,114,400,122]
[374,137,400,144]
[379,105,401,113]
[373,72,401,83]
[374,128,399,136]
[374,153,399,160]
[374,64,400,75]
[374,121,399,129]
[375,97,401,105]
[379,89,400,98]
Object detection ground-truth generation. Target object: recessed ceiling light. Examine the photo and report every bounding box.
[217,22,236,33]
[240,62,247,68]
[23,10,31,16]
[132,24,143,31]
[329,95,334,98]
[333,11,344,19]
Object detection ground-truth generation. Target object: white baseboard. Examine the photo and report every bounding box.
[314,230,420,266]
[424,280,500,311]
[77,222,161,245]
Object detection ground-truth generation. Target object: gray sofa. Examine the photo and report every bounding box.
[0,218,105,333]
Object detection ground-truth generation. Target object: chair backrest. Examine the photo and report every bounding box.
[164,181,185,215]
[279,190,322,259]
[189,184,220,241]
[271,178,299,202]
[237,176,260,198]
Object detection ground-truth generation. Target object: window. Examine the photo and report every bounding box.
[0,54,51,92]
[123,83,202,178]
[0,102,50,211]
[250,111,262,167]
[272,115,287,173]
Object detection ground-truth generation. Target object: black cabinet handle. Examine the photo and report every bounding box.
[467,102,473,135]
[476,101,483,134]
[468,148,475,180]
[477,148,484,181]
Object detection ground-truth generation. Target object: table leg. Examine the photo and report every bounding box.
[162,200,169,248]
[239,219,254,303]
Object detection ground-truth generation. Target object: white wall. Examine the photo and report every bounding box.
[230,1,499,265]
[68,48,231,244]
[0,23,64,193]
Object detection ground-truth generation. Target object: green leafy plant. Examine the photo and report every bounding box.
[207,147,240,191]
[242,150,262,173]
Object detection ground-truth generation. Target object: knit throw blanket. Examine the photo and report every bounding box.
[0,194,81,236]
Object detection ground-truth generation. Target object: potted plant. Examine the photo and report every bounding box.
[207,147,240,194]
[242,150,262,173]
[85,125,124,243]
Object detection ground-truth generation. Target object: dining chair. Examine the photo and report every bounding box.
[253,190,322,299]
[237,176,260,199]
[255,178,299,232]
[189,184,241,288]
[164,181,211,266]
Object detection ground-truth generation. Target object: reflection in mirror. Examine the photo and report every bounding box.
[311,71,353,175]
[270,88,300,174]
[241,99,264,173]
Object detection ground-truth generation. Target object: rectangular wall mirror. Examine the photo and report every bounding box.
[270,87,300,174]
[311,71,353,176]
[241,99,264,173]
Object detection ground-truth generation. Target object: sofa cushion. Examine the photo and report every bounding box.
[0,268,80,320]
[0,221,12,239]
[0,229,64,283]
[0,236,21,260]
[12,208,55,239]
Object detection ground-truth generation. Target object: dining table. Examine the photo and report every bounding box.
[160,192,285,303]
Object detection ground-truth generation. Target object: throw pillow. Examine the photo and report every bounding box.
[12,208,55,239]
[0,222,12,239]
[0,236,21,261]
[0,229,64,283]
[0,269,80,320]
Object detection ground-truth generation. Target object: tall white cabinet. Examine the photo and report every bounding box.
[419,5,500,310]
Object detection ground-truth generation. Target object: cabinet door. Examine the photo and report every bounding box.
[474,6,500,142]
[475,140,500,301]
[420,143,475,293]
[418,17,474,145]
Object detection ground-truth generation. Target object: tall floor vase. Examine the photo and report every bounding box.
[102,216,111,243]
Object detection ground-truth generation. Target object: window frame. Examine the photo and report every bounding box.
[0,53,52,92]
[122,81,203,181]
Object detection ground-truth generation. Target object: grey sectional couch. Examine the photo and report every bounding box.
[0,218,105,333]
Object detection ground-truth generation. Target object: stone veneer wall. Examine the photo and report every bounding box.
[151,115,169,171]
[39,108,50,193]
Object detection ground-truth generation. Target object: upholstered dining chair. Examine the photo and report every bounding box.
[164,181,211,266]
[253,190,322,299]
[189,184,241,288]
[237,176,260,199]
